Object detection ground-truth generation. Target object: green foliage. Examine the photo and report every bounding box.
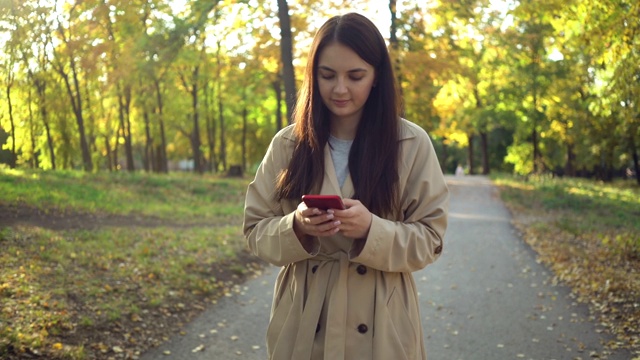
[0,0,638,181]
[505,142,534,175]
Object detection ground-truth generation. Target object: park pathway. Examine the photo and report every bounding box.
[140,175,631,360]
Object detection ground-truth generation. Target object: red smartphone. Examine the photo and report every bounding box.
[302,195,345,210]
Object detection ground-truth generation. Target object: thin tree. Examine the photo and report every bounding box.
[277,0,296,124]
[53,9,93,171]
[389,0,403,95]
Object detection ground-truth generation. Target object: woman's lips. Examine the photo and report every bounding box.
[332,99,350,107]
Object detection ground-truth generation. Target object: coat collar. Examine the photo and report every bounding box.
[279,118,417,198]
[280,118,417,143]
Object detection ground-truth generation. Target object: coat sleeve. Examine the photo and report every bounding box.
[349,127,449,273]
[243,134,320,267]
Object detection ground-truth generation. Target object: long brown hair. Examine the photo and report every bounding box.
[276,13,401,217]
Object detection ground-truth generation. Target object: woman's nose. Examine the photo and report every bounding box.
[333,78,347,94]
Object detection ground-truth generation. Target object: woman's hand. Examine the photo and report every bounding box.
[293,202,341,239]
[332,199,372,239]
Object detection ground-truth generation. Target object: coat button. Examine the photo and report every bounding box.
[434,245,443,254]
[356,265,367,275]
[312,265,319,273]
[357,324,368,334]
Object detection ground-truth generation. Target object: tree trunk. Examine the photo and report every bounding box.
[565,143,576,177]
[115,83,135,171]
[83,78,97,160]
[467,133,475,175]
[104,135,113,171]
[56,58,93,171]
[116,90,127,171]
[158,118,168,173]
[25,88,38,168]
[123,84,134,171]
[480,131,489,175]
[5,79,17,168]
[242,89,248,172]
[216,41,226,171]
[113,120,121,170]
[277,0,296,124]
[441,138,448,174]
[204,81,217,172]
[190,65,203,174]
[42,109,56,170]
[154,78,168,173]
[389,0,403,95]
[273,78,283,132]
[71,66,92,171]
[143,109,154,172]
[35,78,56,169]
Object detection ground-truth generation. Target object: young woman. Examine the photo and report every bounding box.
[243,12,449,360]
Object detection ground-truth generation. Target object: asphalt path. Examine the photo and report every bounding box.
[140,175,631,360]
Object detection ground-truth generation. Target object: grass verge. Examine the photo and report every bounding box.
[0,169,261,359]
[492,174,640,355]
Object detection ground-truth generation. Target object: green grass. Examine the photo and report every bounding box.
[492,173,640,237]
[0,169,248,220]
[0,169,256,359]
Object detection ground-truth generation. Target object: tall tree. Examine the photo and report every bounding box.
[2,52,17,169]
[389,0,403,95]
[52,3,93,171]
[177,31,206,174]
[277,0,296,124]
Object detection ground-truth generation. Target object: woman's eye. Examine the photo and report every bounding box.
[319,74,334,79]
[350,77,364,81]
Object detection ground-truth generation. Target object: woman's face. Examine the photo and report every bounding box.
[317,42,376,128]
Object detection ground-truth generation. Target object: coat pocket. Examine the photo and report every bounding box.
[266,284,294,355]
[384,287,419,359]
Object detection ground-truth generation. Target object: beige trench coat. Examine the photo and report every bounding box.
[243,119,449,360]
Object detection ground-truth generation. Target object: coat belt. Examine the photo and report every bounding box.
[291,252,350,359]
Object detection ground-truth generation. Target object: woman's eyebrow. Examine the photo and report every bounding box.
[318,65,368,73]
